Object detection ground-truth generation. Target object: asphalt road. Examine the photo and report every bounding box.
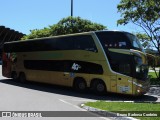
[0,65,159,120]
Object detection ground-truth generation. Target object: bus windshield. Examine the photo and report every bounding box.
[96,31,148,80]
[95,31,145,52]
[134,56,148,80]
[126,33,144,52]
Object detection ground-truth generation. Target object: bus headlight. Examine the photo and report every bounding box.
[137,89,141,93]
[136,66,140,73]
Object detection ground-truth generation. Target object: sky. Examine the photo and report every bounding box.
[0,0,142,35]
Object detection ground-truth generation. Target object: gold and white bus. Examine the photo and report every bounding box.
[2,31,150,96]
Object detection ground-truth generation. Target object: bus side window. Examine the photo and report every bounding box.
[56,38,74,50]
[119,63,131,75]
[74,35,97,52]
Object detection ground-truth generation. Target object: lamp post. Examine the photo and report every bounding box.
[71,0,74,28]
[71,0,73,17]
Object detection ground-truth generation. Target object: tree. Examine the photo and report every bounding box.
[22,27,51,40]
[135,32,150,48]
[117,0,160,54]
[22,16,106,40]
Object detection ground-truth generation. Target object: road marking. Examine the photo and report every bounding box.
[59,99,85,111]
[59,99,110,120]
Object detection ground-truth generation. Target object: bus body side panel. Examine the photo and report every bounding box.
[18,49,104,87]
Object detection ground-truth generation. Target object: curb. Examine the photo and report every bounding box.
[81,104,138,120]
[150,85,160,87]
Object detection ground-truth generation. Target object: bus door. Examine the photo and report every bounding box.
[116,74,133,94]
[108,52,133,94]
[110,74,133,95]
[116,62,133,95]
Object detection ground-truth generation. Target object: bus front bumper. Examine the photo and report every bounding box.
[135,79,150,96]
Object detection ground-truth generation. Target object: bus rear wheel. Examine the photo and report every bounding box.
[19,72,26,83]
[91,80,106,95]
[73,78,87,92]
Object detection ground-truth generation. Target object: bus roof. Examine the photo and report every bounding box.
[4,30,132,44]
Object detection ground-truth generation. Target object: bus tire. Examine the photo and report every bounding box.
[19,72,26,83]
[11,71,18,81]
[91,79,106,95]
[73,78,87,92]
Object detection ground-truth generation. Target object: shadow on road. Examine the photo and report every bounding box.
[0,79,158,102]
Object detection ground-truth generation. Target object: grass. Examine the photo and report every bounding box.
[148,72,158,78]
[148,72,160,85]
[85,101,160,120]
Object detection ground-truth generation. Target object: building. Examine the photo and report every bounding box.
[0,26,25,59]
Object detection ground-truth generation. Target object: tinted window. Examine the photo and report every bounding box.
[126,33,144,52]
[96,31,131,49]
[4,39,57,52]
[56,37,74,50]
[4,35,97,52]
[74,35,97,52]
[24,60,103,74]
[119,63,131,75]
[108,51,133,76]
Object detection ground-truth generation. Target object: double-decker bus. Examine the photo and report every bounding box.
[2,31,150,96]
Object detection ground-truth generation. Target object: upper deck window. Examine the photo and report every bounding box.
[4,35,97,53]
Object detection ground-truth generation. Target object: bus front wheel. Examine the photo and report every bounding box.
[19,72,26,83]
[73,78,87,92]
